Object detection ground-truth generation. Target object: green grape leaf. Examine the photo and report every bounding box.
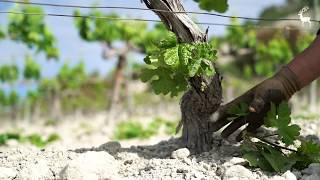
[188,58,202,77]
[164,46,179,67]
[298,140,320,155]
[158,34,177,49]
[242,139,295,172]
[201,60,216,76]
[141,35,216,97]
[195,43,217,60]
[194,0,229,13]
[140,68,157,82]
[141,67,187,97]
[241,141,274,171]
[178,44,192,65]
[264,103,301,146]
[243,152,273,171]
[150,68,175,95]
[292,141,320,169]
[261,146,296,172]
[242,102,320,173]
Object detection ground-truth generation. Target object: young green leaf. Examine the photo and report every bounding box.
[264,103,300,146]
[193,0,229,13]
[242,138,296,172]
[293,140,320,169]
[164,46,179,67]
[178,44,192,65]
[188,58,202,77]
[141,36,217,97]
[241,140,274,171]
[261,145,296,172]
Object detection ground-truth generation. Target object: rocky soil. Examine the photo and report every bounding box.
[1,112,320,180]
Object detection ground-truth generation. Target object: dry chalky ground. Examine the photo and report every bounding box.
[1,120,320,180]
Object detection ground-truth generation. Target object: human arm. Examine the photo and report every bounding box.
[211,35,320,140]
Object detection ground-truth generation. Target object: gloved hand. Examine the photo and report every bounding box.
[210,66,301,141]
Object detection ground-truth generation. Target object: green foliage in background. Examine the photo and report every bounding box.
[264,103,300,145]
[0,133,20,145]
[0,64,19,83]
[0,26,5,39]
[229,102,320,172]
[135,23,171,54]
[61,77,109,113]
[218,19,315,78]
[74,10,171,54]
[26,90,40,106]
[0,90,20,114]
[74,10,120,43]
[296,34,315,53]
[193,0,229,13]
[58,62,87,90]
[114,117,177,140]
[24,133,60,148]
[225,19,257,50]
[141,34,217,97]
[114,121,145,140]
[8,5,59,59]
[24,56,41,80]
[74,10,147,45]
[8,90,19,107]
[259,0,313,24]
[38,78,60,96]
[0,132,60,148]
[255,36,293,77]
[0,89,6,106]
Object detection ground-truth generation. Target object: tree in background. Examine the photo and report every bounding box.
[58,62,87,115]
[7,5,59,59]
[74,10,170,110]
[23,55,41,121]
[0,4,59,121]
[37,78,60,120]
[0,64,19,120]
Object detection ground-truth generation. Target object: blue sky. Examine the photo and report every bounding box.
[0,0,285,96]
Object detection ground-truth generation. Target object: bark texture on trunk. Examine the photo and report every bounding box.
[110,53,127,109]
[143,0,223,153]
[51,92,61,121]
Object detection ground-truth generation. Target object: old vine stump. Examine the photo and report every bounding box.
[143,0,223,153]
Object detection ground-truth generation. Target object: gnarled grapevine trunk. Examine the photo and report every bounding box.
[110,53,127,109]
[143,0,223,153]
